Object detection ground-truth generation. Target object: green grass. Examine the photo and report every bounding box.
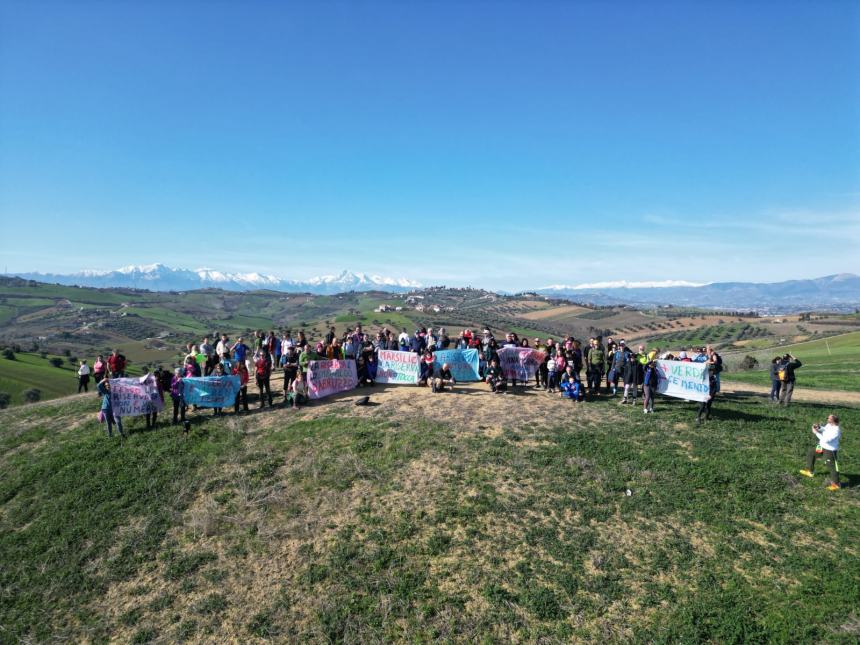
[1,386,858,641]
[723,331,860,392]
[0,352,144,406]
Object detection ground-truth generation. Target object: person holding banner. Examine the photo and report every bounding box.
[642,360,660,413]
[170,368,186,424]
[233,360,250,413]
[97,379,124,439]
[144,371,164,428]
[695,357,719,426]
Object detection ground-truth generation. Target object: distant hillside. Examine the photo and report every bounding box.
[536,274,860,312]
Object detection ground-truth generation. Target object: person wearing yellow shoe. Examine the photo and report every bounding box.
[799,415,842,490]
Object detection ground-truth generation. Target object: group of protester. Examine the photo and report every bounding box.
[86,324,843,490]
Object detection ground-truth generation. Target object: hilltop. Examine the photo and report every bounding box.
[1,373,858,642]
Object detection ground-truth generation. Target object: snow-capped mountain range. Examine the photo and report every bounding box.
[15,264,421,294]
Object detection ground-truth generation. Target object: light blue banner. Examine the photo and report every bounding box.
[182,376,242,407]
[433,349,480,382]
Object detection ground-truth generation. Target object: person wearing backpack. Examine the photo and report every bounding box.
[778,353,802,406]
[769,356,784,402]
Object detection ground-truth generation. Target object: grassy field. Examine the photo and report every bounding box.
[0,352,142,406]
[1,382,858,642]
[723,331,860,392]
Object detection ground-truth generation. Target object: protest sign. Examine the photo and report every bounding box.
[109,376,164,417]
[376,350,419,384]
[655,360,711,402]
[307,359,358,399]
[182,376,242,408]
[497,346,546,381]
[433,349,480,382]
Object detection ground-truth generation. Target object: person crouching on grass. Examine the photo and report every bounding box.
[800,415,842,490]
[432,363,456,393]
[286,370,309,409]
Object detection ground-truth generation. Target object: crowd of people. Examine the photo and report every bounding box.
[88,326,732,430]
[82,324,846,490]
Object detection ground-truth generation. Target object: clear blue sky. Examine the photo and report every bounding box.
[1,0,858,290]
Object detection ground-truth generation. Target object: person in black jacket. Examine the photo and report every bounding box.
[769,356,784,402]
[621,352,642,404]
[778,354,802,406]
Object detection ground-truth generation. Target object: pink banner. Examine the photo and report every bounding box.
[307,359,358,399]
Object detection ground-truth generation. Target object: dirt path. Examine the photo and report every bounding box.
[721,380,860,406]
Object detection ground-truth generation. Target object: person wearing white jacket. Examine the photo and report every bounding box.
[800,415,842,490]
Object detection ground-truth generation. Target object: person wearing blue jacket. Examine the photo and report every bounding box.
[97,379,125,439]
[642,361,660,413]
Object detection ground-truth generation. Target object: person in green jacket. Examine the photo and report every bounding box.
[587,338,606,396]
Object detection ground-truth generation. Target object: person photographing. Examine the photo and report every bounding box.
[799,415,841,490]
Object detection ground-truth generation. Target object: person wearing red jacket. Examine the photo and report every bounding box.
[233,361,250,413]
[254,351,273,408]
[107,349,127,377]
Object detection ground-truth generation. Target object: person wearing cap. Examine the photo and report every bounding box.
[799,415,842,490]
[418,351,435,386]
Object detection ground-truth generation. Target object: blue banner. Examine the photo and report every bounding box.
[433,349,480,382]
[182,376,242,408]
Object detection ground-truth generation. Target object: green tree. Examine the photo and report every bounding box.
[0,392,10,409]
[49,357,63,368]
[2,348,15,360]
[22,388,41,403]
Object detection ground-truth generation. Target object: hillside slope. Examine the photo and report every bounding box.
[1,381,858,642]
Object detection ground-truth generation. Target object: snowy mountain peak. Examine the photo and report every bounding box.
[541,280,709,290]
[15,265,421,294]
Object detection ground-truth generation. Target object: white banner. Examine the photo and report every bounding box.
[655,360,711,402]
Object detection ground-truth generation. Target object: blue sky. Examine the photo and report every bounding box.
[1,0,858,291]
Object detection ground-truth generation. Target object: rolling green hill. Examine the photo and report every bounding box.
[0,382,857,641]
[722,331,860,392]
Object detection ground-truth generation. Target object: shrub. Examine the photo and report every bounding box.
[740,355,759,370]
[68,356,78,366]
[2,348,15,360]
[39,351,48,359]
[63,348,71,357]
[49,357,64,368]
[0,392,10,409]
[22,388,41,403]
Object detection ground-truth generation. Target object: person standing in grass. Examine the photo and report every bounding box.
[233,360,249,413]
[695,355,719,426]
[769,356,784,402]
[107,348,126,378]
[170,367,186,424]
[97,379,124,439]
[642,360,660,413]
[77,360,91,393]
[800,415,842,490]
[778,353,802,406]
[93,354,107,385]
[255,350,274,408]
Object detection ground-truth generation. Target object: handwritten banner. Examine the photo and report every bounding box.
[498,347,546,381]
[655,360,710,402]
[433,349,480,382]
[308,359,358,399]
[182,376,242,408]
[109,376,164,417]
[376,350,419,384]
